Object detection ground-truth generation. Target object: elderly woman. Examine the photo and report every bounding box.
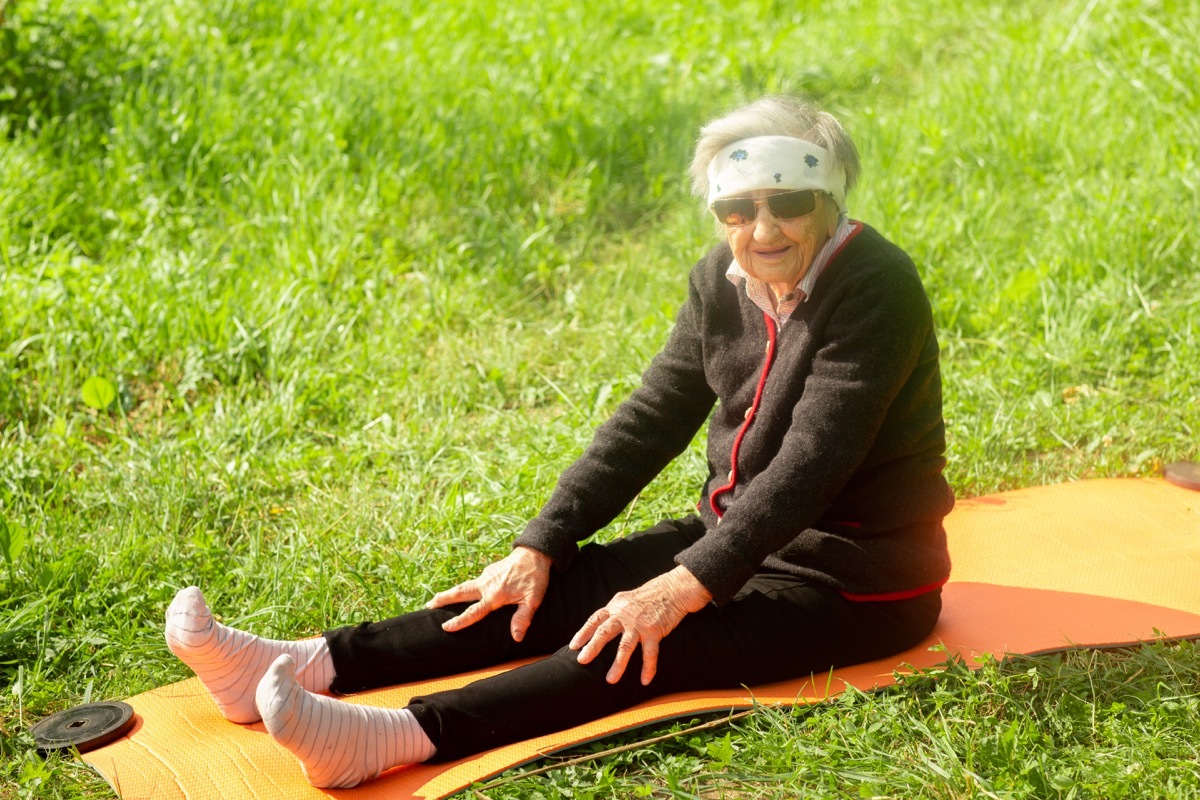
[165,94,954,788]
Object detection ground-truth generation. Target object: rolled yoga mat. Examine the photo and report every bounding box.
[77,477,1200,799]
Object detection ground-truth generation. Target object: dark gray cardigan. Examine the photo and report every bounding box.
[514,223,954,605]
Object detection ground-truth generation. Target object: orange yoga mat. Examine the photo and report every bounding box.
[81,477,1200,799]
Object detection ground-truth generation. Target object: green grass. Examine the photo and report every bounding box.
[2,0,1199,796]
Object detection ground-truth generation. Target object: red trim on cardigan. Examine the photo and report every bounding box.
[826,221,865,268]
[712,225,864,517]
[839,576,948,603]
[710,313,778,518]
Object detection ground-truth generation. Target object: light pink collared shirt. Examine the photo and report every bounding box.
[725,216,859,326]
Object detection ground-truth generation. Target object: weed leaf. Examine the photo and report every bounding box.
[0,515,27,564]
[81,376,117,411]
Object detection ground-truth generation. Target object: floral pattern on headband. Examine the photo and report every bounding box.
[708,136,844,210]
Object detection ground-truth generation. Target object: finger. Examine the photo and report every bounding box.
[576,618,621,666]
[569,609,609,651]
[441,600,490,632]
[639,637,660,686]
[606,630,640,684]
[510,600,538,642]
[427,581,479,610]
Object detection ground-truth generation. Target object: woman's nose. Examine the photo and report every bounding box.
[753,209,780,237]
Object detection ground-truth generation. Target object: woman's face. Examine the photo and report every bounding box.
[724,189,839,297]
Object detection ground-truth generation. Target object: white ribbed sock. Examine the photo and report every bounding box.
[164,586,336,724]
[256,654,436,788]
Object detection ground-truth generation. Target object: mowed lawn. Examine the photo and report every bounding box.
[2,0,1199,796]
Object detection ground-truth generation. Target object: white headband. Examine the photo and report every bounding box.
[707,135,847,211]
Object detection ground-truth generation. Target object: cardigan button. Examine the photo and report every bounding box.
[743,407,753,420]
[727,470,734,482]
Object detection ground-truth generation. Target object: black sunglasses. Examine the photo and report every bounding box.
[710,189,822,227]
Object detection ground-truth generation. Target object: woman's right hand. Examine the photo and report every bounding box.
[426,545,552,642]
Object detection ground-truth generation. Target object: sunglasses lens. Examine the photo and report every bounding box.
[767,190,817,219]
[711,198,756,226]
[712,191,819,226]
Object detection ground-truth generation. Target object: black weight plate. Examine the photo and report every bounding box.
[32,701,136,755]
[1164,461,1200,492]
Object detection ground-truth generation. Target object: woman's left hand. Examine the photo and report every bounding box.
[569,565,712,686]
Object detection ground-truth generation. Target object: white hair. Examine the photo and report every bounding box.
[689,95,861,205]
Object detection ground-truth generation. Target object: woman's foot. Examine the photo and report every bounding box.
[256,654,436,788]
[164,586,336,723]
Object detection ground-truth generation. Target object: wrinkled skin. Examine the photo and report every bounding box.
[725,188,839,301]
[429,548,712,685]
[569,565,712,686]
[427,545,552,643]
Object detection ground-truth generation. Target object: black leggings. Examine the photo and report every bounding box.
[323,517,941,761]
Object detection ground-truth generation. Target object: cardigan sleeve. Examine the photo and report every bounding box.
[513,258,720,569]
[674,257,939,604]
